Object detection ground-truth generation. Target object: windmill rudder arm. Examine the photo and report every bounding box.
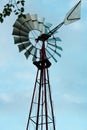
[48,21,64,36]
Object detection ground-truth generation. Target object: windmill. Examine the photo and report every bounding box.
[12,1,81,130]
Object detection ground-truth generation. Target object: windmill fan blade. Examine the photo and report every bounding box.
[13,27,28,37]
[30,14,38,29]
[18,41,31,52]
[55,37,62,41]
[48,43,63,51]
[14,36,29,44]
[13,21,21,28]
[56,46,63,51]
[17,17,26,24]
[27,20,34,31]
[48,46,61,57]
[44,28,48,34]
[25,13,31,21]
[13,21,29,33]
[53,30,58,34]
[12,28,19,36]
[38,17,45,32]
[46,49,57,62]
[45,22,52,28]
[48,37,62,42]
[31,14,37,21]
[17,16,30,29]
[28,14,39,30]
[24,45,34,59]
[22,14,35,30]
[44,22,52,34]
[33,21,39,30]
[42,26,46,34]
[48,38,55,42]
[38,17,45,23]
[38,23,44,33]
[32,48,38,62]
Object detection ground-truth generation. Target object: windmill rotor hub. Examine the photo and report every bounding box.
[35,33,51,42]
[29,30,42,49]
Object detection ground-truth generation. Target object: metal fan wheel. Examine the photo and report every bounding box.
[12,13,62,62]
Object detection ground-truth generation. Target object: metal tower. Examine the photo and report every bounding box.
[26,44,55,130]
[12,1,81,130]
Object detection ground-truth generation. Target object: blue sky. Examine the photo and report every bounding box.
[0,0,87,130]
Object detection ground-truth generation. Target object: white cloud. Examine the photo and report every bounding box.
[0,93,12,103]
[69,0,81,8]
[0,90,32,114]
[70,22,83,31]
[14,71,35,80]
[63,93,86,104]
[81,0,87,8]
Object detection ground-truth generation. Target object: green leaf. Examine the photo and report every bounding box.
[15,12,19,15]
[14,10,16,12]
[18,14,23,18]
[0,13,2,17]
[12,5,15,8]
[21,7,24,12]
[17,1,20,4]
[21,0,25,6]
[4,13,6,17]
[21,2,24,6]
[6,4,9,7]
[21,0,25,2]
[0,18,4,23]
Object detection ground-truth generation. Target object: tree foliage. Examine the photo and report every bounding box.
[0,0,25,23]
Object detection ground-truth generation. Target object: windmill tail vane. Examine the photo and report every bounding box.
[48,0,81,36]
[64,0,81,25]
